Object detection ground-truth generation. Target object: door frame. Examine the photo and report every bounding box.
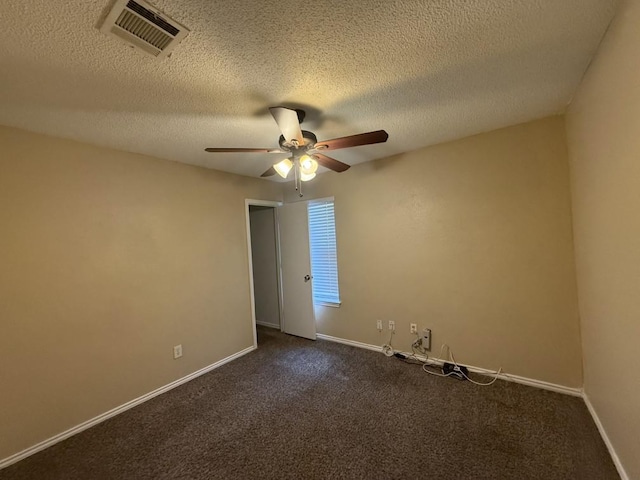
[245,198,284,348]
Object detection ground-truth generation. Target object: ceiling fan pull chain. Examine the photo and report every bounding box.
[293,160,303,197]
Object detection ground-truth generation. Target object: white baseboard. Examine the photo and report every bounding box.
[316,333,582,397]
[583,393,629,480]
[0,345,256,470]
[316,333,383,353]
[256,321,280,329]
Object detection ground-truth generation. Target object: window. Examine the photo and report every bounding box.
[308,200,341,306]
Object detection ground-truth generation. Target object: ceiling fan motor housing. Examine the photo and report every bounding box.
[279,130,318,156]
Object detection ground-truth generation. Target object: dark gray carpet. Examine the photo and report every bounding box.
[1,327,619,480]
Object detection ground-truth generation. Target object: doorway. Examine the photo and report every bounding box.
[247,203,282,347]
[245,199,317,347]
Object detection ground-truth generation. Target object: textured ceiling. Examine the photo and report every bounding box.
[0,0,617,180]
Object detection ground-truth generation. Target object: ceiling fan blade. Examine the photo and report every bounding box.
[204,148,285,153]
[261,166,276,177]
[313,153,351,173]
[269,106,304,144]
[312,130,389,151]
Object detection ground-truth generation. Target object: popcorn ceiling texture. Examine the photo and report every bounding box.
[0,0,617,178]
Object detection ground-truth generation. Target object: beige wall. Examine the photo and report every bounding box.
[0,126,281,460]
[249,207,280,327]
[285,116,582,387]
[566,0,640,477]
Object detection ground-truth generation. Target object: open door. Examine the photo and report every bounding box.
[278,201,316,340]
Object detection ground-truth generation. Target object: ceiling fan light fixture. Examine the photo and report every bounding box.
[300,171,316,182]
[274,158,293,178]
[299,155,318,175]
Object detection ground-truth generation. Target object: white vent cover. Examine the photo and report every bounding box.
[100,0,190,58]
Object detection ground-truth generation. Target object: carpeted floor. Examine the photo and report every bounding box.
[1,327,619,480]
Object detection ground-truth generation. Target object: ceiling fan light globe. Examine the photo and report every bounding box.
[299,155,319,175]
[274,159,293,179]
[300,172,316,182]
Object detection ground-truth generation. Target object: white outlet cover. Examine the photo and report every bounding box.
[173,345,183,359]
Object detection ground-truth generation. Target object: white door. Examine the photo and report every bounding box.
[278,201,316,340]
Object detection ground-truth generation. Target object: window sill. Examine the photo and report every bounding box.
[315,301,341,308]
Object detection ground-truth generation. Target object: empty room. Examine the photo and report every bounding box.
[0,0,638,479]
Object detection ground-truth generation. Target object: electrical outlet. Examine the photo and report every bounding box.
[410,323,417,334]
[422,328,431,351]
[388,320,395,331]
[173,344,183,359]
[376,319,383,331]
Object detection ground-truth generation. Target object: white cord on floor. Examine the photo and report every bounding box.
[420,343,503,386]
[384,334,503,386]
[382,330,395,357]
[421,344,456,378]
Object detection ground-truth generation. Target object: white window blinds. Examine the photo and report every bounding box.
[308,200,341,305]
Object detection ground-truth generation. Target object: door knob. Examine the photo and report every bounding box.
[304,274,312,282]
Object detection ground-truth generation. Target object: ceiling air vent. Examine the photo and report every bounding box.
[100,0,190,58]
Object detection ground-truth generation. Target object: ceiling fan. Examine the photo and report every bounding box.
[205,107,389,195]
